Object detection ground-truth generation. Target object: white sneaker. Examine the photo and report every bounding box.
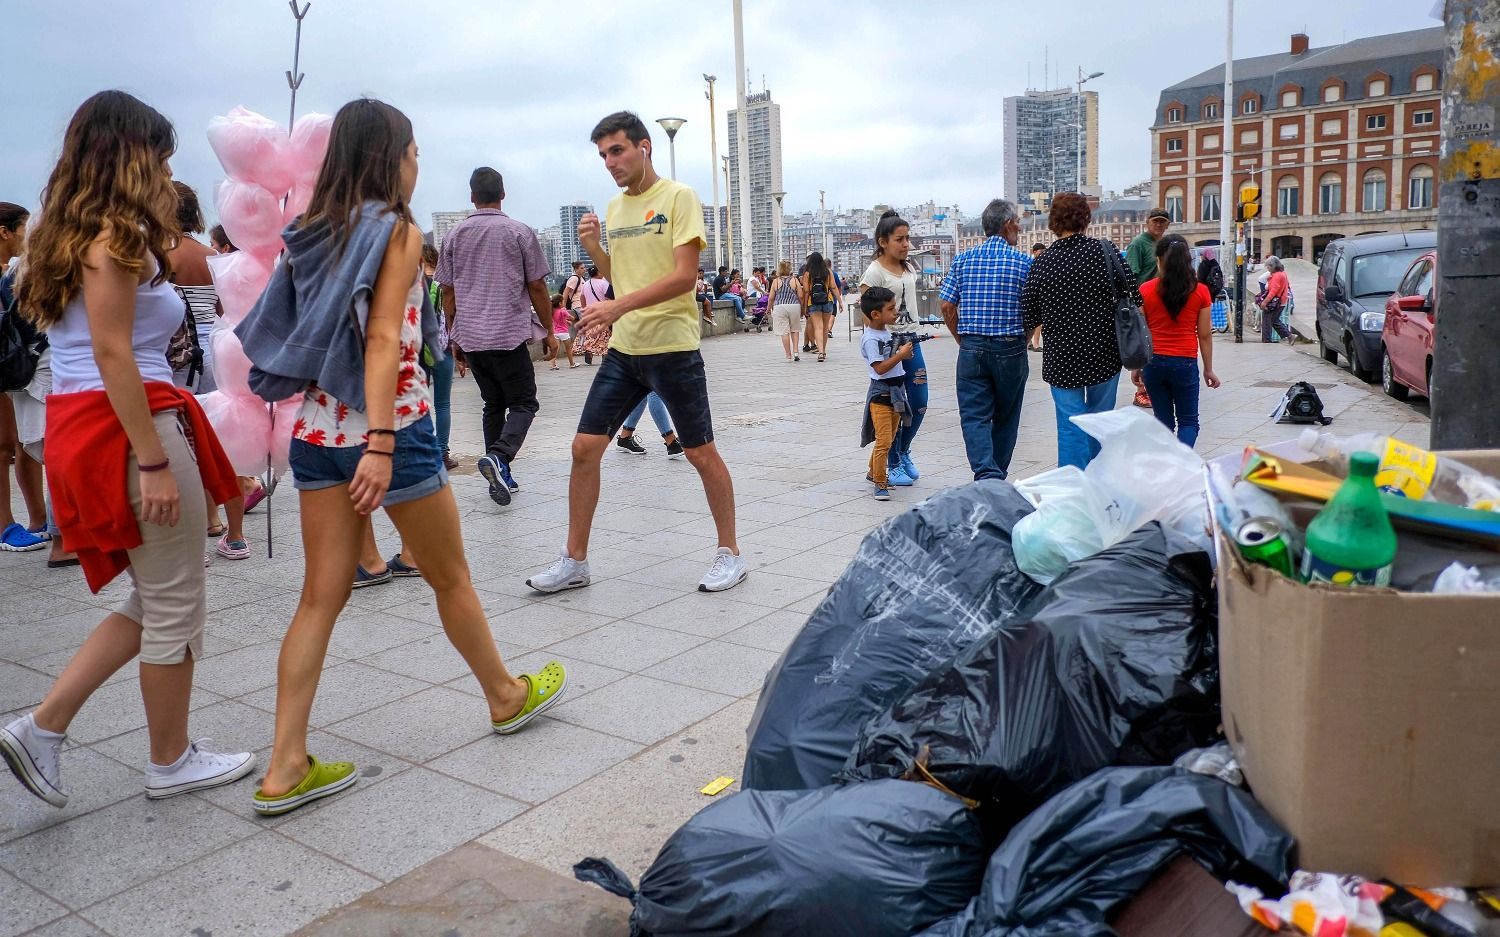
[145,740,255,799]
[1,713,68,807]
[698,547,747,593]
[526,551,591,594]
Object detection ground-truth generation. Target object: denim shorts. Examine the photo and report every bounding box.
[289,415,448,506]
[577,349,714,447]
[807,301,837,314]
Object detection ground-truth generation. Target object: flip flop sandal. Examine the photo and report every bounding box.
[353,565,393,589]
[386,554,422,578]
[492,661,569,735]
[205,524,228,539]
[243,484,267,513]
[252,755,359,816]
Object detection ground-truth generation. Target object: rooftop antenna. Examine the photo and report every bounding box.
[1044,45,1049,90]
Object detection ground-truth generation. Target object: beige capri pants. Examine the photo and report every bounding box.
[117,411,209,665]
[771,303,802,337]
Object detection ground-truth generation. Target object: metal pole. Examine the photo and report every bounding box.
[722,156,734,263]
[1222,0,1238,339]
[1430,0,1500,448]
[669,137,677,180]
[732,0,753,274]
[819,190,828,259]
[705,75,722,269]
[1076,70,1083,193]
[772,192,785,265]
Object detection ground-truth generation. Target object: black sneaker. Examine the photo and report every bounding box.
[616,435,647,455]
[665,440,685,459]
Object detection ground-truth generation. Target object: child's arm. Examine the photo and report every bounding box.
[869,341,913,376]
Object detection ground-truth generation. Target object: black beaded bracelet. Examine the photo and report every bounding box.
[367,428,396,436]
[362,449,393,458]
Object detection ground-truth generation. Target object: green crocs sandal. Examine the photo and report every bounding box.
[492,662,568,736]
[252,756,359,816]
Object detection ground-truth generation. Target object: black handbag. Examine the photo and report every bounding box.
[1106,244,1153,370]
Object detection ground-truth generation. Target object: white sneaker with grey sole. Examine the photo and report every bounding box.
[1,713,68,807]
[698,547,747,592]
[145,740,255,799]
[526,551,591,593]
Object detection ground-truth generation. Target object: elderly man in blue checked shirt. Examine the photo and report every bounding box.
[939,198,1032,481]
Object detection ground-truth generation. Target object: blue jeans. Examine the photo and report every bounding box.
[289,415,448,506]
[430,352,455,454]
[887,339,929,467]
[623,392,674,437]
[1141,355,1201,447]
[1050,372,1121,469]
[724,294,746,320]
[955,335,1029,480]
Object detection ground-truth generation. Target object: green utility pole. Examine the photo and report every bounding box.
[1430,0,1500,448]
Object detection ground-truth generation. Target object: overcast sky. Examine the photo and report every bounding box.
[6,1,1439,232]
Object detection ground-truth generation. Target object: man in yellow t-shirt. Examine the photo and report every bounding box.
[524,111,746,596]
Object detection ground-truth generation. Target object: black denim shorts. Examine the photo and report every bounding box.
[577,349,714,447]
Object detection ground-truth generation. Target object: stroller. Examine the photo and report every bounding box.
[747,292,769,332]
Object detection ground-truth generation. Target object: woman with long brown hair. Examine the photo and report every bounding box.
[1,91,254,809]
[237,98,565,816]
[860,211,927,485]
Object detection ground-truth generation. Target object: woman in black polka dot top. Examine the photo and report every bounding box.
[1021,193,1125,469]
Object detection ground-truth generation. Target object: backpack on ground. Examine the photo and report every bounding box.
[1271,381,1332,425]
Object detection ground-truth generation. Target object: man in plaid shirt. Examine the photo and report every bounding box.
[939,198,1032,480]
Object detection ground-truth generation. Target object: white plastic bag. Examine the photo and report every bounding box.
[1013,409,1210,584]
[1012,467,1121,585]
[1074,407,1210,550]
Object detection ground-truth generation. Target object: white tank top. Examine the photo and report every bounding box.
[50,261,184,394]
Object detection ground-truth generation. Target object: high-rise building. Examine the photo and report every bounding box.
[700,204,729,271]
[1002,87,1100,205]
[430,210,475,250]
[558,201,595,267]
[727,90,784,271]
[1150,27,1440,260]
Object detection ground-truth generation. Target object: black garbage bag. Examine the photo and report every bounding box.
[840,523,1220,835]
[575,779,988,937]
[743,480,1044,791]
[916,766,1295,937]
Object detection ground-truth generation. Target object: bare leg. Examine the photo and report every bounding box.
[781,331,793,360]
[357,515,385,573]
[563,339,575,367]
[139,656,194,765]
[564,433,610,561]
[15,450,45,530]
[206,492,223,535]
[0,398,16,529]
[225,492,245,543]
[259,486,365,797]
[386,490,526,722]
[32,613,143,734]
[682,441,738,553]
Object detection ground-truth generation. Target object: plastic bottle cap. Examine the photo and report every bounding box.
[1349,451,1379,477]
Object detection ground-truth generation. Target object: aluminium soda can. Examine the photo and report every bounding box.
[1235,518,1295,579]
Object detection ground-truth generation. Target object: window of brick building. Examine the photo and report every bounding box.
[1200,183,1221,222]
[1408,165,1434,209]
[1361,168,1387,212]
[1319,172,1343,214]
[1366,113,1388,131]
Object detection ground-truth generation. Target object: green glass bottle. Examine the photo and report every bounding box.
[1300,451,1398,587]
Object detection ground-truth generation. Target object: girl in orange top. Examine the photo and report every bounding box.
[1136,234,1221,448]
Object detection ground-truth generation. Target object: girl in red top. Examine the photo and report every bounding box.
[1135,234,1221,447]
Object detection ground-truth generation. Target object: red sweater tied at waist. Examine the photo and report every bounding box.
[45,381,241,593]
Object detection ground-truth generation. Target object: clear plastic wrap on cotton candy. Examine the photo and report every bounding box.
[206,107,294,196]
[216,181,287,261]
[208,324,253,397]
[197,390,274,476]
[206,250,274,325]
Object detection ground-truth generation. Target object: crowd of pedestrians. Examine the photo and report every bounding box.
[0,81,1243,821]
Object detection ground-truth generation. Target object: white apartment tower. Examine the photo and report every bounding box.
[727,90,784,272]
[430,210,475,251]
[1002,87,1101,207]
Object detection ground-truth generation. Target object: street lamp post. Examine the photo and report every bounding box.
[722,155,734,262]
[732,0,752,275]
[1076,68,1103,194]
[655,117,686,180]
[704,74,722,268]
[771,191,786,266]
[819,190,828,259]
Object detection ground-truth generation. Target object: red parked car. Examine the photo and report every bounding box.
[1379,249,1437,401]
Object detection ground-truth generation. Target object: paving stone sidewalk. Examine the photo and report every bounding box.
[0,324,1428,936]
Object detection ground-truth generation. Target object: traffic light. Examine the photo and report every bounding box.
[1237,185,1261,222]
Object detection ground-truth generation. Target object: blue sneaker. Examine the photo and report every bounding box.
[476,455,512,506]
[0,523,46,553]
[497,460,520,493]
[872,487,891,501]
[899,452,920,480]
[887,465,915,487]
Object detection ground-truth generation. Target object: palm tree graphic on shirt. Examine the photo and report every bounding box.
[644,210,668,234]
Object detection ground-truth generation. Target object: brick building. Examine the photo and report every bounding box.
[1150,27,1441,260]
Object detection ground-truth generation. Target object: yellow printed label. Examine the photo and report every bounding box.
[699,776,735,796]
[1376,439,1438,500]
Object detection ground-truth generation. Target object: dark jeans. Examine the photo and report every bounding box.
[888,339,929,467]
[465,344,538,463]
[430,352,455,454]
[1261,303,1292,342]
[956,335,1029,480]
[1141,354,1201,447]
